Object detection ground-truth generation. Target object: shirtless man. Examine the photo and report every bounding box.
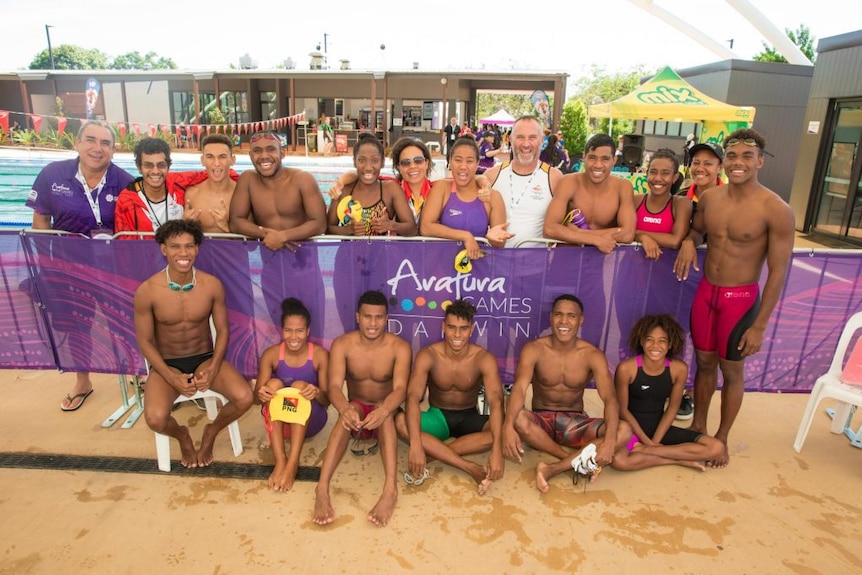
[673,128,794,468]
[543,133,636,253]
[228,131,327,250]
[184,134,237,233]
[134,219,253,468]
[483,115,565,247]
[228,131,327,336]
[313,290,412,527]
[394,300,504,495]
[503,294,631,492]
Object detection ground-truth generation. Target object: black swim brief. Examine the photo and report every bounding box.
[164,351,214,375]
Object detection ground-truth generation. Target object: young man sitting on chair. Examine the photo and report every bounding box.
[134,219,253,468]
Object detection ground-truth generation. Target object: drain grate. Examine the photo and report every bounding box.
[0,452,320,481]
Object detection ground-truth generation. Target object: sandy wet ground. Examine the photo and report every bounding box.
[1,369,860,574]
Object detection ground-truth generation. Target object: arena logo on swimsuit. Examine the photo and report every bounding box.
[386,258,506,300]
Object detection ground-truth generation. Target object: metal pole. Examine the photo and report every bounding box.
[45,25,55,70]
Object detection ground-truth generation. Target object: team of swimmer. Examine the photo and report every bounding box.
[28,117,794,527]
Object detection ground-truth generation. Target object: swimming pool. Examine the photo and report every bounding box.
[0,147,447,228]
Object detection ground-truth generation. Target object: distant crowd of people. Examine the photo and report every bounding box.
[26,116,793,527]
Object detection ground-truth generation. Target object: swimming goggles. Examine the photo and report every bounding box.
[165,266,196,292]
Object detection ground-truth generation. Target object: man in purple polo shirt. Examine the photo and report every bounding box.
[26,121,134,411]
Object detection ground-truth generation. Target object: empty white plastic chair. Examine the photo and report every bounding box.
[793,311,862,452]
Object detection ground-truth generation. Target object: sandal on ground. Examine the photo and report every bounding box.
[60,388,94,412]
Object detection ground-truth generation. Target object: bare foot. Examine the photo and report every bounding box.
[269,461,287,491]
[467,464,493,495]
[282,460,299,491]
[178,426,198,468]
[313,490,335,525]
[367,488,397,527]
[536,462,551,493]
[707,443,729,469]
[678,460,706,472]
[196,424,216,467]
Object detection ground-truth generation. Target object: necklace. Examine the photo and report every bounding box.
[507,163,541,210]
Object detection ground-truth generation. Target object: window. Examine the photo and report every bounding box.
[260,91,277,121]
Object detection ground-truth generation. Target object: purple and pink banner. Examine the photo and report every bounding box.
[3,231,862,391]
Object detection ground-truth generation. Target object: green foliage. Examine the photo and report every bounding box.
[109,51,177,70]
[54,96,66,117]
[753,24,816,63]
[559,99,588,156]
[569,65,641,139]
[11,129,41,147]
[113,127,140,153]
[42,129,75,149]
[476,93,538,123]
[30,45,176,70]
[30,45,109,70]
[207,107,227,125]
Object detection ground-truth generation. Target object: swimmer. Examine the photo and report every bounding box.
[394,300,505,495]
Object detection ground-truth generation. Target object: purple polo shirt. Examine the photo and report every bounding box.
[25,158,134,234]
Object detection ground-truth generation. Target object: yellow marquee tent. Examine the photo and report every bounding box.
[588,66,755,124]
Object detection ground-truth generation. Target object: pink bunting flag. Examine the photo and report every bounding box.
[30,114,43,132]
[0,110,9,134]
[57,117,67,137]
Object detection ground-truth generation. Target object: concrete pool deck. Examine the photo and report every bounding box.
[0,368,860,573]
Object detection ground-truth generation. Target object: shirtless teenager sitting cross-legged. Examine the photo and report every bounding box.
[503,294,631,492]
[394,300,505,495]
[134,219,253,468]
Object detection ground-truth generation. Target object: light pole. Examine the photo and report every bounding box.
[45,25,55,70]
[315,33,329,68]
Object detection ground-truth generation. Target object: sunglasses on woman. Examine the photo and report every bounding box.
[399,156,427,167]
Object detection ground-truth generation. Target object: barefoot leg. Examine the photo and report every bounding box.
[195,424,217,467]
[368,487,398,527]
[177,426,198,468]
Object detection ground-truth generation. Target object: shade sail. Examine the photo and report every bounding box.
[588,66,755,124]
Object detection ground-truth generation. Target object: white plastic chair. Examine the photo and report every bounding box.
[155,389,244,471]
[793,311,862,452]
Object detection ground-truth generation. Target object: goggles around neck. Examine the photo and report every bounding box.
[165,266,196,292]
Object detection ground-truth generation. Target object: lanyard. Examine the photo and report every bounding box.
[76,168,107,227]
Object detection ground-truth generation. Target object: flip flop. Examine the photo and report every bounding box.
[60,388,94,412]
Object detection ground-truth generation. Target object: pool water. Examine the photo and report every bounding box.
[0,148,446,228]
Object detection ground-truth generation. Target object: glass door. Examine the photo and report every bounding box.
[812,101,862,240]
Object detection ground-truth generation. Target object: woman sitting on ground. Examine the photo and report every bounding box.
[611,314,724,472]
[325,133,417,236]
[419,137,510,259]
[255,297,330,492]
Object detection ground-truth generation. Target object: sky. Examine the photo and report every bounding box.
[2,0,859,92]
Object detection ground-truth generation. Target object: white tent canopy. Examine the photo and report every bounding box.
[479,109,515,126]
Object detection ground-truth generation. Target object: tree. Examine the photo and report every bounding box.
[30,45,109,70]
[559,99,588,158]
[753,24,816,63]
[476,93,538,124]
[109,51,177,70]
[568,64,644,142]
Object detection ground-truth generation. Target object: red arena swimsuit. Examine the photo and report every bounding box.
[690,277,761,361]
